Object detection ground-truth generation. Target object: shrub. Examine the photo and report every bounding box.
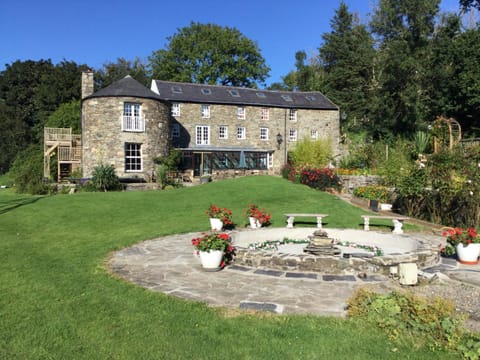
[347,288,468,352]
[353,185,389,203]
[288,137,333,168]
[299,167,342,191]
[91,164,121,192]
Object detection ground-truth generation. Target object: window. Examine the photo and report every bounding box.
[201,88,212,95]
[219,126,228,139]
[201,104,210,118]
[172,85,183,93]
[289,128,297,141]
[261,108,269,121]
[306,95,316,101]
[260,127,269,140]
[289,109,297,122]
[237,127,246,140]
[310,129,318,140]
[229,89,240,97]
[256,92,266,98]
[282,94,293,102]
[125,143,142,172]
[196,125,210,145]
[171,123,180,138]
[237,107,245,120]
[172,103,180,116]
[122,102,144,132]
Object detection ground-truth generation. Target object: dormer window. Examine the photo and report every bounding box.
[122,102,145,132]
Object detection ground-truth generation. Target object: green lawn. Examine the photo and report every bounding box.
[0,176,451,359]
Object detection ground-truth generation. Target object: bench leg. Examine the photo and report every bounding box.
[392,220,404,234]
[286,216,295,228]
[316,216,323,229]
[363,217,370,231]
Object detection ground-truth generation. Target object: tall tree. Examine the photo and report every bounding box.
[149,22,270,87]
[96,57,149,89]
[460,0,480,11]
[319,2,375,128]
[369,0,441,138]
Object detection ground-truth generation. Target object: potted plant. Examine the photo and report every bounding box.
[442,227,480,265]
[206,204,233,230]
[244,203,271,228]
[200,174,211,184]
[191,232,235,270]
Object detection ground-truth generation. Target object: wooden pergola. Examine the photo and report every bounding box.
[432,116,462,153]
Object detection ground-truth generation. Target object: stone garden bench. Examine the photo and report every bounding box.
[361,215,409,234]
[284,213,329,229]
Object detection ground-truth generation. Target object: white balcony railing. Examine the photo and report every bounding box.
[122,115,145,132]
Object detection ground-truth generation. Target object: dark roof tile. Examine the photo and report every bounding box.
[86,76,164,101]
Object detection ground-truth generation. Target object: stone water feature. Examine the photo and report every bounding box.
[231,228,440,276]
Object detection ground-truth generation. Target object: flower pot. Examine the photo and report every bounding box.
[199,250,223,270]
[249,217,261,229]
[209,218,223,231]
[456,243,480,265]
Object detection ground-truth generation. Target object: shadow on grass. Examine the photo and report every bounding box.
[0,196,44,215]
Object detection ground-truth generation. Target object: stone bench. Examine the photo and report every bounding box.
[284,213,329,229]
[361,215,409,234]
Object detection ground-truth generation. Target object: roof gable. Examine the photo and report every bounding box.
[151,80,338,110]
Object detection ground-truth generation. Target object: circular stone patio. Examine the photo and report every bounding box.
[108,228,445,316]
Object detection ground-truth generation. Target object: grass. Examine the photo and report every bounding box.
[0,176,449,359]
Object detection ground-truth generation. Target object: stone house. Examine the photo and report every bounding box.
[80,71,340,182]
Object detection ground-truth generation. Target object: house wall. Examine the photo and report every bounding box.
[171,103,340,174]
[82,96,170,180]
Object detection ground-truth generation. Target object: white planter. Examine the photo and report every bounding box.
[249,217,261,229]
[209,218,223,231]
[380,203,392,211]
[199,250,223,269]
[456,243,480,265]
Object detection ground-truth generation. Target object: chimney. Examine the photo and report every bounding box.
[81,70,94,99]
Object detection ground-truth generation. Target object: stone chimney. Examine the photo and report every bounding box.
[81,70,94,99]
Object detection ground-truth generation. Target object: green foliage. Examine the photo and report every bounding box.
[149,22,270,87]
[8,144,54,195]
[156,164,169,190]
[378,140,415,187]
[288,137,333,168]
[348,288,469,353]
[413,131,431,155]
[45,100,81,133]
[96,57,149,88]
[298,167,343,192]
[90,164,121,192]
[353,185,390,203]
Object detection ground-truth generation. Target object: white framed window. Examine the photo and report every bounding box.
[219,126,228,139]
[237,107,245,120]
[260,127,269,140]
[310,129,318,140]
[196,125,210,145]
[171,123,180,138]
[237,127,246,140]
[289,109,297,122]
[122,102,144,132]
[268,153,273,168]
[172,103,180,116]
[289,128,297,142]
[261,108,269,121]
[125,143,142,172]
[201,104,210,118]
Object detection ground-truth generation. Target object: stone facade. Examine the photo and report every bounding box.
[82,96,170,180]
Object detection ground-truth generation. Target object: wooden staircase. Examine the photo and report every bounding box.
[44,128,82,182]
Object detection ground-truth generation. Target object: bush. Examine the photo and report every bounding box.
[91,164,121,192]
[347,288,470,353]
[299,167,342,191]
[353,185,390,203]
[288,138,333,168]
[9,144,55,195]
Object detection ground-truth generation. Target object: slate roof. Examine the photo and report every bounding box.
[151,80,338,110]
[85,75,164,101]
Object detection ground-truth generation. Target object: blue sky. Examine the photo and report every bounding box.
[1,0,463,86]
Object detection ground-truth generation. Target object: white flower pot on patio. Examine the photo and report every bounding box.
[199,250,223,270]
[209,218,223,231]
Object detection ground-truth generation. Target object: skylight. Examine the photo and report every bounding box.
[172,86,183,93]
[228,90,240,97]
[256,92,266,98]
[281,95,293,102]
[305,95,316,101]
[201,88,212,95]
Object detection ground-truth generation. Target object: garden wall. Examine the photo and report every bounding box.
[339,175,381,192]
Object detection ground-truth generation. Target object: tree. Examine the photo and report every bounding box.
[149,22,270,87]
[369,0,441,138]
[45,100,81,133]
[460,0,480,11]
[96,57,149,89]
[319,2,375,129]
